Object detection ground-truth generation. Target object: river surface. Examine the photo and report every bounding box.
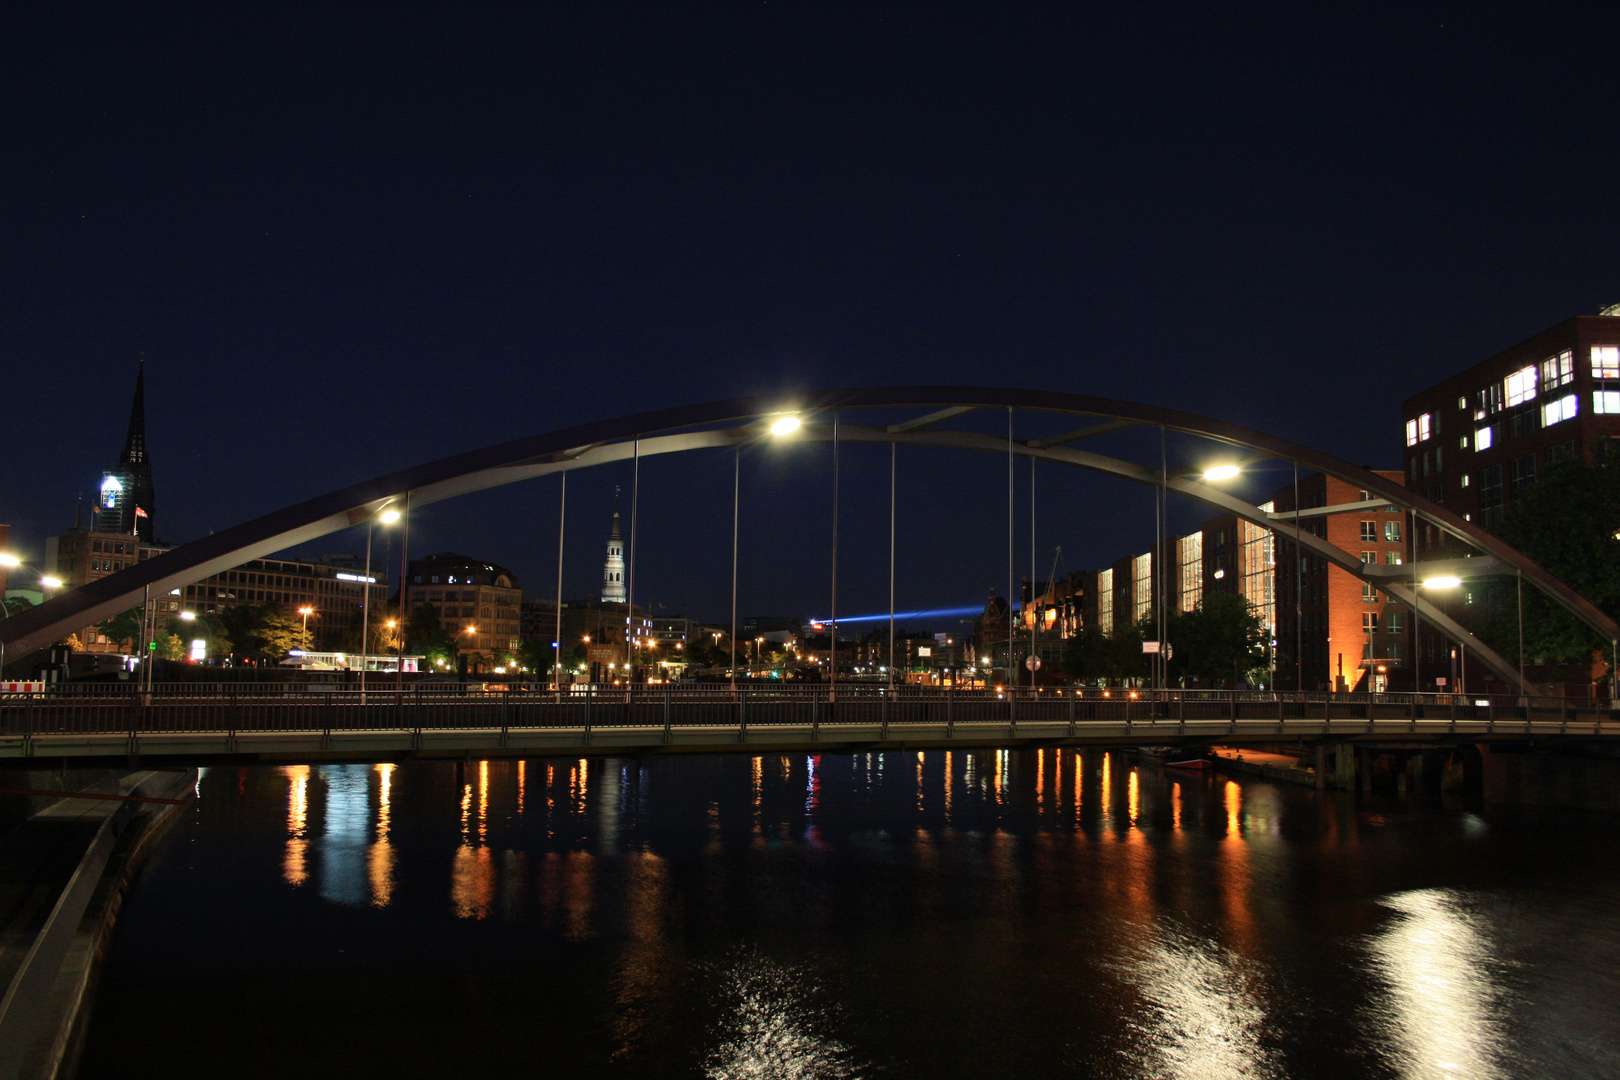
[78,751,1620,1079]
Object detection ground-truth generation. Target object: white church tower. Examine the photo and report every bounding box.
[602,489,627,603]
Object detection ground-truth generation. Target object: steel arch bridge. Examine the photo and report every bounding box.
[4,387,1616,693]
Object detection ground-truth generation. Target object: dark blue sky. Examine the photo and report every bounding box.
[4,3,1618,627]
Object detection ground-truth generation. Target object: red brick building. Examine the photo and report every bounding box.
[1401,308,1620,691]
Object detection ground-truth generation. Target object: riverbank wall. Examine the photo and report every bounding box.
[0,769,194,1080]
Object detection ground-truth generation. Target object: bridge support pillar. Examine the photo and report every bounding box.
[1332,745,1356,790]
[1358,748,1373,793]
[1314,745,1327,790]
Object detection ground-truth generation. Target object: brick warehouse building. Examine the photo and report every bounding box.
[1401,307,1620,691]
[1073,472,1412,692]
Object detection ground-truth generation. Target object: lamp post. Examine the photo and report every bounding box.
[359,504,401,703]
[1,555,65,680]
[298,606,315,650]
[177,610,215,663]
[1422,575,1464,694]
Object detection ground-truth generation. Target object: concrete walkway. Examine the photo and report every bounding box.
[0,770,193,1080]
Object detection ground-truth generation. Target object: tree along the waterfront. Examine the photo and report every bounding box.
[404,603,457,670]
[1477,445,1620,681]
[1165,592,1271,688]
[96,606,144,649]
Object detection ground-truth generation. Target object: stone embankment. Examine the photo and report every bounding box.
[0,768,194,1080]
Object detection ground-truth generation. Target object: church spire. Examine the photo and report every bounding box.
[602,487,627,603]
[101,357,156,543]
[121,355,148,465]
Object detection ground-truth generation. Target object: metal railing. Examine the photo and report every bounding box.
[2,683,1616,747]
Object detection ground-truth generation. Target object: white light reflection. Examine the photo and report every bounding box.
[1366,888,1511,1079]
[319,764,370,906]
[702,949,863,1080]
[1126,926,1282,1080]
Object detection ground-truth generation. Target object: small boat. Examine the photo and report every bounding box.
[1165,758,1208,771]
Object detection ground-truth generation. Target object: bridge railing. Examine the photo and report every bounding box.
[2,681,1616,742]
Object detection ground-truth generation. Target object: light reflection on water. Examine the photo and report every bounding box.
[703,948,864,1080]
[1366,888,1511,1079]
[80,750,1620,1080]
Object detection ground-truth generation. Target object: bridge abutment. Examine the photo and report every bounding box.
[1479,745,1620,814]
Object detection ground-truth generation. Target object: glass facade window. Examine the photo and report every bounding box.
[1595,390,1620,414]
[1097,568,1113,635]
[1542,394,1578,426]
[1541,350,1574,390]
[1475,425,1494,450]
[1505,365,1538,406]
[1593,345,1620,380]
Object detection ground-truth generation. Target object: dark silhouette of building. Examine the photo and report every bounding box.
[98,358,156,543]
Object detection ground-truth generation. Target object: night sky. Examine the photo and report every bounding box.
[4,3,1618,630]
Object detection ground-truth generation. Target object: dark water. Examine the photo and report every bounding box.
[78,751,1620,1079]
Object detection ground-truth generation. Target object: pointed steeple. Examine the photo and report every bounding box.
[102,357,156,543]
[602,486,627,603]
[120,355,148,465]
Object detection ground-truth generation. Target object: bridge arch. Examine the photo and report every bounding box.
[4,387,1614,693]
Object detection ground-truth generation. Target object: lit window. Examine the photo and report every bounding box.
[1506,366,1538,405]
[1405,419,1419,447]
[1420,413,1432,441]
[1361,551,1376,564]
[1543,394,1579,426]
[1457,396,1467,410]
[1383,521,1401,542]
[1596,390,1620,414]
[1541,350,1574,390]
[1475,425,1494,450]
[1461,473,1471,487]
[1385,552,1402,565]
[1594,345,1620,379]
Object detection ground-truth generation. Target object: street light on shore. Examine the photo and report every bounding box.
[359,501,402,702]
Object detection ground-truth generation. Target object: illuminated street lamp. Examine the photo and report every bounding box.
[1202,464,1242,482]
[298,606,315,650]
[359,501,402,702]
[1421,575,1465,692]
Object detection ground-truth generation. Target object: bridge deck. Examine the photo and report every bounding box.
[2,686,1615,764]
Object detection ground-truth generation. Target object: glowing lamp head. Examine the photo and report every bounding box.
[1203,464,1242,482]
[769,415,801,436]
[378,508,402,524]
[179,610,197,621]
[1423,575,1463,589]
[0,553,20,568]
[41,576,63,589]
